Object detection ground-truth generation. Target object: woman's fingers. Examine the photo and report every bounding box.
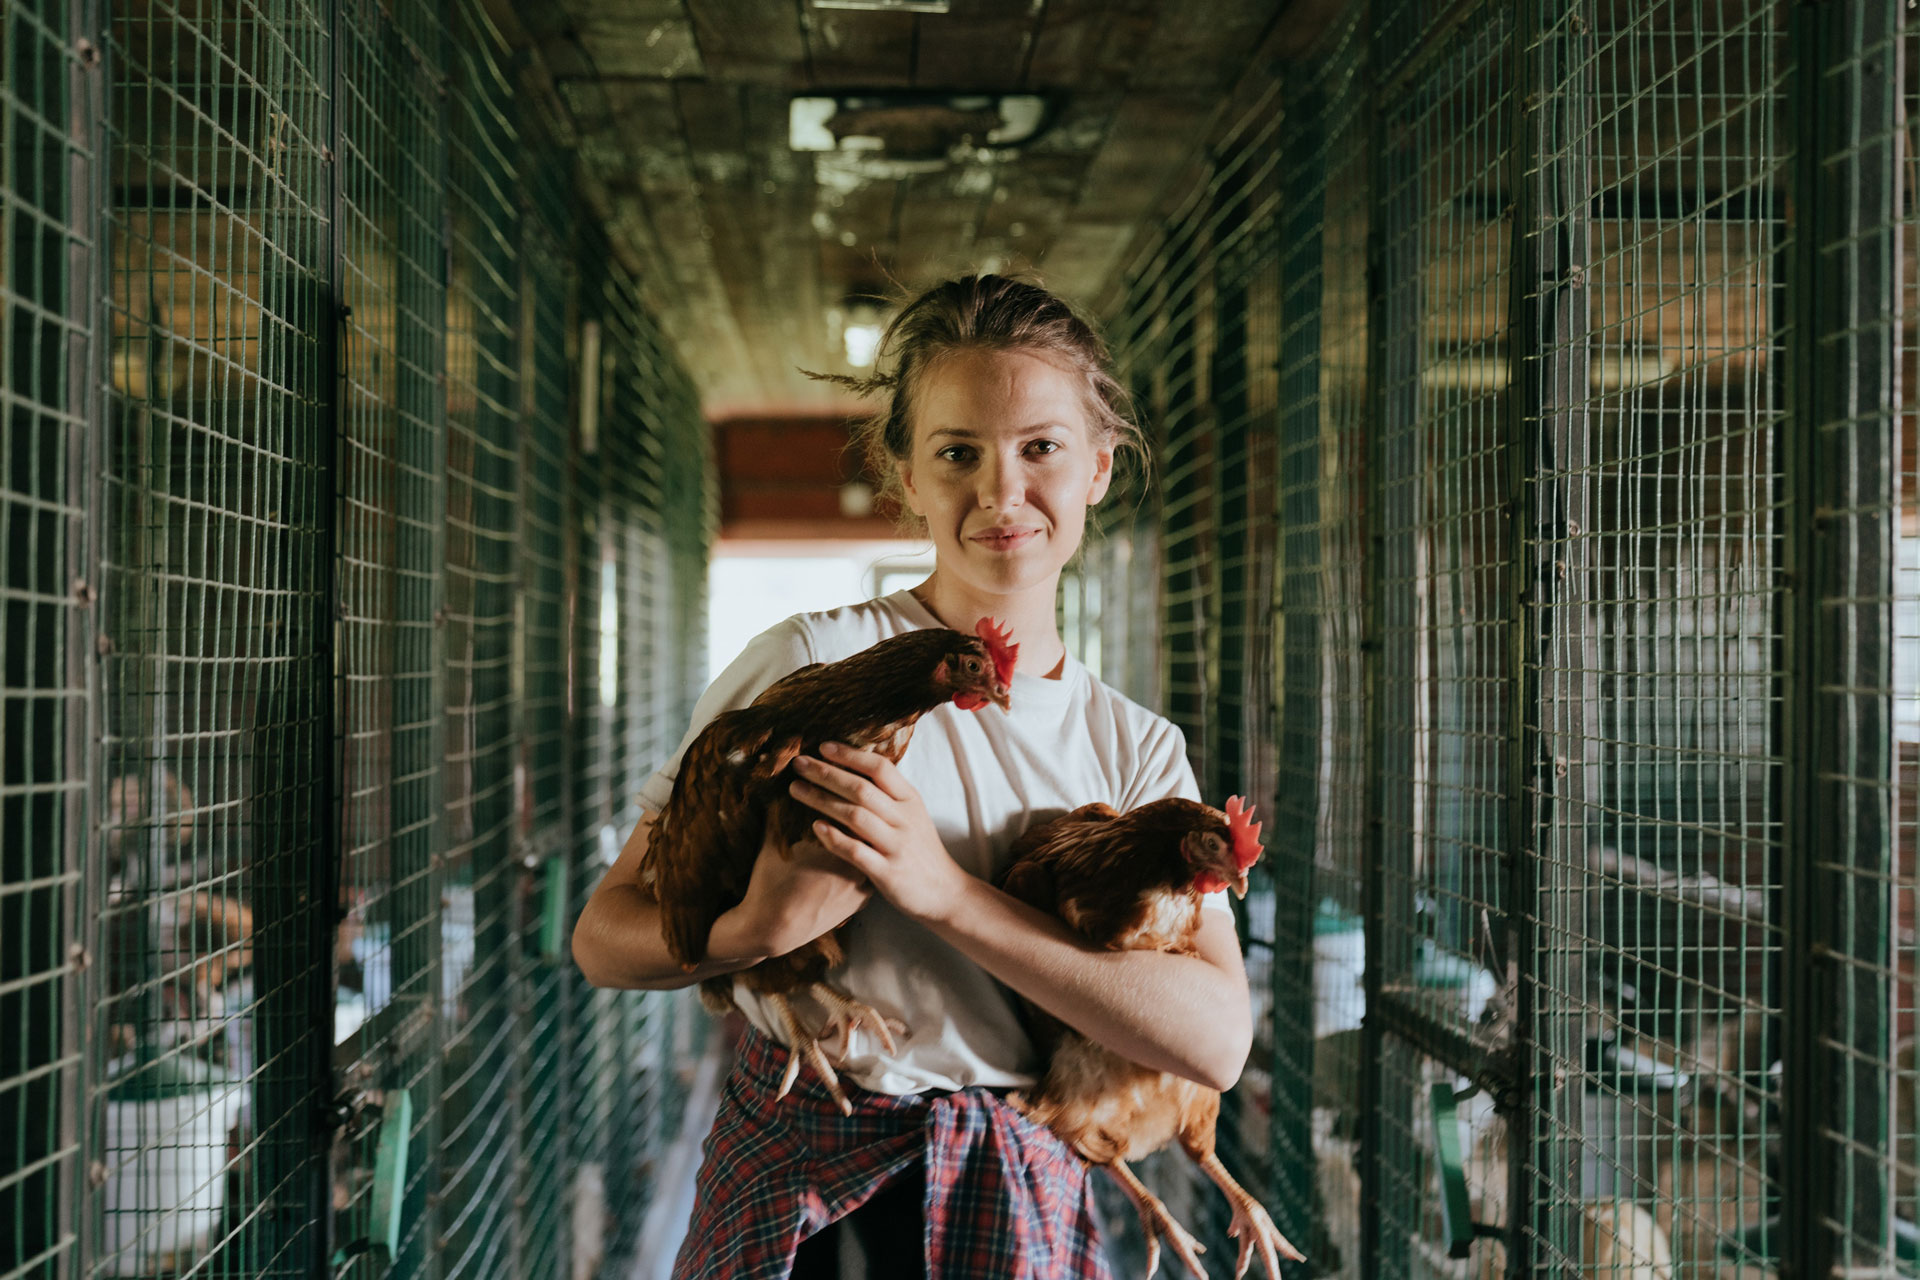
[792,753,898,811]
[818,741,917,803]
[789,777,886,842]
[811,819,881,877]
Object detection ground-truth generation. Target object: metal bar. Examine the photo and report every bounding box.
[1360,10,1420,1273]
[1785,6,1834,1276]
[311,0,352,1270]
[423,29,455,1280]
[1502,0,1595,1272]
[1783,1,1900,1274]
[67,0,106,1272]
[1373,988,1515,1103]
[1270,62,1330,1259]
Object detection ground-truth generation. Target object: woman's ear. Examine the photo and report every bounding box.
[898,460,923,517]
[1086,442,1114,505]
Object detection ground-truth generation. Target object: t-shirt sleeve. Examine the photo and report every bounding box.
[1122,718,1234,916]
[1120,718,1203,809]
[635,618,816,815]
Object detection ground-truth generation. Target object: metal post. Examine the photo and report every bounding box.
[1361,17,1420,1276]
[64,0,107,1271]
[309,1,352,1272]
[1272,68,1330,1261]
[1782,2,1898,1275]
[1503,1,1595,1273]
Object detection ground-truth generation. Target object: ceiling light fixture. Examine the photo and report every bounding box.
[1419,349,1676,392]
[813,0,950,12]
[789,93,1050,157]
[844,324,883,369]
[839,297,888,369]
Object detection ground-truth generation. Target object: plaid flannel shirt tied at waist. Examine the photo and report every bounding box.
[672,1025,1114,1280]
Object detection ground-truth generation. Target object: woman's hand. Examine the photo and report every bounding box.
[788,741,972,924]
[727,823,874,958]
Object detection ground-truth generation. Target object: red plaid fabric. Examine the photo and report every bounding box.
[671,1026,1114,1279]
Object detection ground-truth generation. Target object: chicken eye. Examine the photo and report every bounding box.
[964,656,981,674]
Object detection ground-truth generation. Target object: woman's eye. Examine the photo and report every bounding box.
[1027,440,1061,456]
[936,445,974,463]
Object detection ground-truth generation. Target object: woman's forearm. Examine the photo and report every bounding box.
[925,878,1253,1092]
[571,883,770,990]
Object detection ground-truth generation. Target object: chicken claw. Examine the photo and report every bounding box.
[806,982,906,1056]
[1194,1151,1305,1278]
[767,994,854,1116]
[1109,1160,1207,1280]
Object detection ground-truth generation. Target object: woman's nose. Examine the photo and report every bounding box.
[977,454,1023,510]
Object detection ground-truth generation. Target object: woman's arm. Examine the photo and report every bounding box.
[571,812,875,990]
[789,742,1254,1092]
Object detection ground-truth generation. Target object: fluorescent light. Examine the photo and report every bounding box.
[578,320,601,455]
[1418,350,1676,392]
[814,0,949,11]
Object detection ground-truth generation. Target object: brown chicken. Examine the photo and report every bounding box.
[999,795,1304,1280]
[643,617,1019,1113]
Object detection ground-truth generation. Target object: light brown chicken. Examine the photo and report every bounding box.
[999,795,1304,1280]
[643,617,1018,1113]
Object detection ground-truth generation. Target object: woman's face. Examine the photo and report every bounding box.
[899,346,1114,599]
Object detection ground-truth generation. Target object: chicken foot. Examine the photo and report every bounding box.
[1191,1150,1305,1279]
[1107,1159,1207,1280]
[806,982,904,1056]
[765,986,907,1118]
[767,993,854,1116]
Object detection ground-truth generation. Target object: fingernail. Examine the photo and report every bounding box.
[821,741,842,755]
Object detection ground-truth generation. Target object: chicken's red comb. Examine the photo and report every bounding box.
[975,617,1019,686]
[1224,795,1263,870]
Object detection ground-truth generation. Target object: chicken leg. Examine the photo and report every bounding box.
[767,993,853,1115]
[765,985,906,1117]
[806,981,904,1055]
[1190,1149,1305,1279]
[1107,1159,1207,1280]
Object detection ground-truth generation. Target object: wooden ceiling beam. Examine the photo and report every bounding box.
[685,0,807,84]
[911,0,1043,91]
[804,8,917,87]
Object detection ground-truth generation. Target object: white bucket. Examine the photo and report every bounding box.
[101,1054,244,1277]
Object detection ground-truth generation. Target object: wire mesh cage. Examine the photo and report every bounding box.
[12,0,1920,1276]
[0,0,713,1275]
[1086,0,1918,1277]
[2,0,99,1275]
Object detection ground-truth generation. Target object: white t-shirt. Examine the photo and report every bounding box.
[637,589,1230,1096]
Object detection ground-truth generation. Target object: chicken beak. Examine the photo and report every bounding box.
[989,683,1013,712]
[1229,869,1250,899]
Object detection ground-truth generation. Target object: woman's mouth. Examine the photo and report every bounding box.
[970,527,1040,552]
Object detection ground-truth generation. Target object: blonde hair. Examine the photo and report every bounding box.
[808,274,1148,528]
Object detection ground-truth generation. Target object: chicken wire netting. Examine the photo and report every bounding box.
[331,2,448,1276]
[1525,4,1786,1276]
[2,0,98,1275]
[1268,9,1373,1273]
[100,2,334,1275]
[1085,0,1919,1277]
[0,0,711,1275]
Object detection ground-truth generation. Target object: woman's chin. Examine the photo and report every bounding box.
[965,553,1063,594]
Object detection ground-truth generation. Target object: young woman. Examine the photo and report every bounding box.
[572,275,1254,1279]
